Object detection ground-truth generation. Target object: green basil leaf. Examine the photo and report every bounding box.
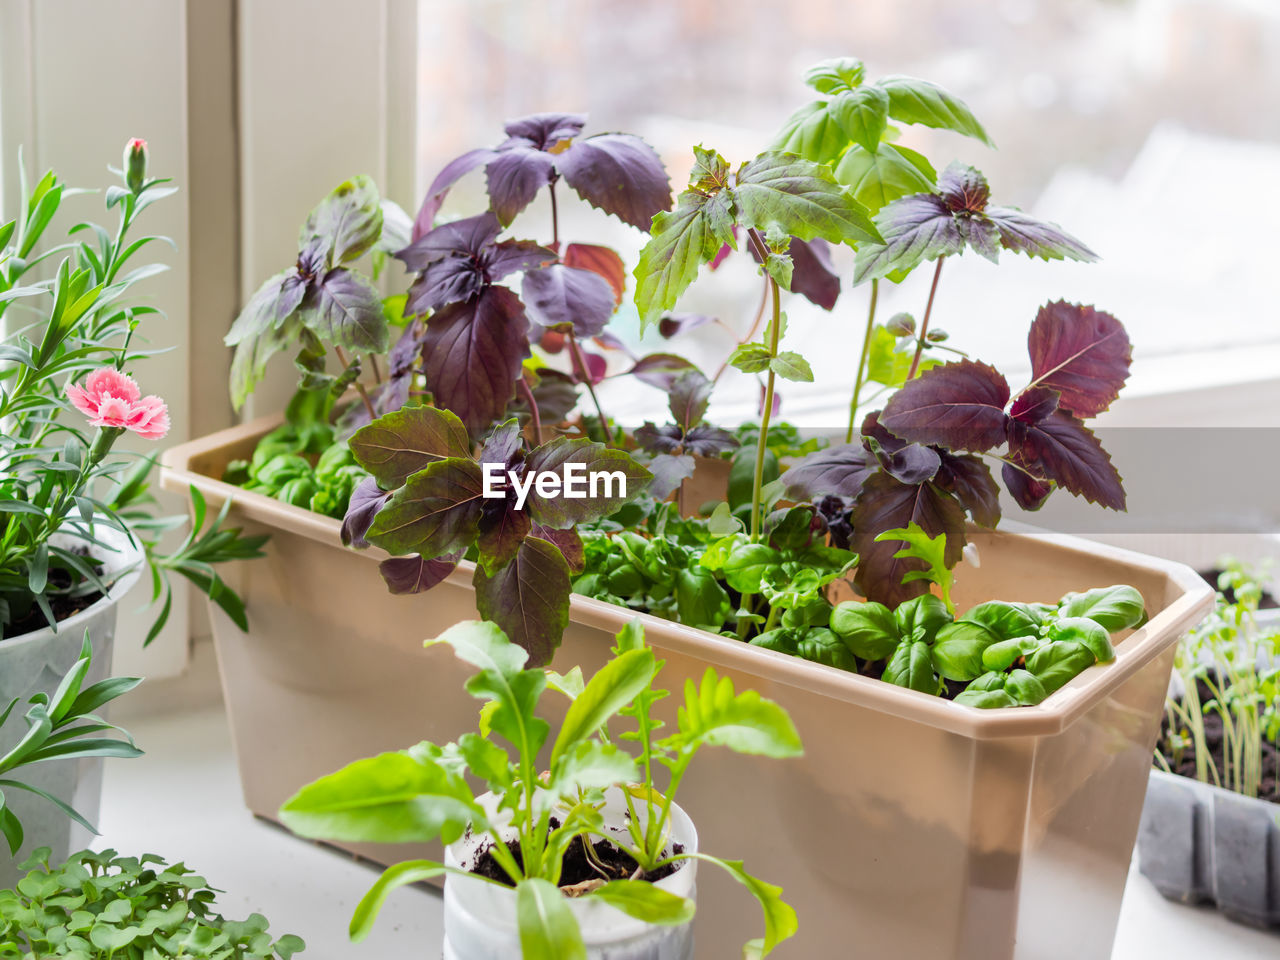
[1047,616,1115,663]
[1057,585,1145,632]
[892,593,950,642]
[1024,639,1097,695]
[829,600,898,660]
[1005,668,1048,706]
[882,639,937,693]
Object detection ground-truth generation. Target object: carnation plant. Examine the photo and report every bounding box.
[0,141,265,641]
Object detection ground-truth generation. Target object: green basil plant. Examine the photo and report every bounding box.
[279,618,803,958]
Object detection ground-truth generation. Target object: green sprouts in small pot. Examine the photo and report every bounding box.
[279,618,802,958]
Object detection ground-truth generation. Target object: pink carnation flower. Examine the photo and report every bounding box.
[66,368,170,440]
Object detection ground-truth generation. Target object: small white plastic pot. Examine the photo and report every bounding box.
[443,789,698,960]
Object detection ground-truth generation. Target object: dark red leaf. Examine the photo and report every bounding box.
[341,476,391,548]
[647,453,697,499]
[563,243,626,307]
[521,438,651,526]
[412,148,497,241]
[787,237,841,310]
[851,472,966,605]
[635,422,684,454]
[1010,410,1125,510]
[399,211,502,270]
[1026,301,1130,417]
[935,452,1001,527]
[379,553,460,595]
[880,359,1010,452]
[570,348,607,385]
[483,239,557,281]
[556,133,673,230]
[592,330,633,356]
[657,313,717,340]
[481,418,524,468]
[627,353,697,390]
[853,192,962,284]
[474,535,572,665]
[404,256,484,315]
[366,458,486,557]
[421,285,531,435]
[1002,455,1054,511]
[938,162,990,213]
[486,148,556,226]
[517,369,578,424]
[305,268,389,353]
[985,207,1098,262]
[682,424,738,458]
[860,409,940,483]
[1009,385,1060,425]
[783,444,875,500]
[389,320,425,377]
[761,385,782,418]
[349,404,472,488]
[521,263,617,337]
[477,503,533,573]
[668,369,712,433]
[501,112,586,150]
[531,524,585,573]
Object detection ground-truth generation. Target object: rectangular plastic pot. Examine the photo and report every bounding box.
[160,416,1213,960]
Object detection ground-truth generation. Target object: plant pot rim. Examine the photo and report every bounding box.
[161,412,1214,740]
[1147,768,1280,812]
[1,524,144,652]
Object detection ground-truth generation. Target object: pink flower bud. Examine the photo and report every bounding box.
[124,138,148,194]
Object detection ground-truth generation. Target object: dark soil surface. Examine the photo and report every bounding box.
[6,561,105,637]
[1198,567,1279,609]
[471,819,683,888]
[1157,681,1280,802]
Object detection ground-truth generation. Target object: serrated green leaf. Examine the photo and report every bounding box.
[833,143,936,215]
[728,343,773,374]
[634,193,720,333]
[733,153,881,246]
[665,669,802,758]
[768,351,812,383]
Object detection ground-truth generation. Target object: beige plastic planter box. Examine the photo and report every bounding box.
[161,416,1212,960]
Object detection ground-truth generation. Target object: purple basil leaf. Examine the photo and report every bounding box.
[658,313,716,340]
[404,256,485,315]
[634,422,684,455]
[1009,386,1060,425]
[1008,410,1125,510]
[389,319,426,377]
[853,192,963,285]
[521,263,617,337]
[486,147,556,226]
[563,243,626,307]
[668,369,712,433]
[277,268,310,323]
[760,384,782,418]
[303,268,390,353]
[510,369,578,425]
[483,240,557,282]
[880,358,1011,453]
[556,133,673,230]
[571,348,608,385]
[787,237,841,310]
[413,148,498,241]
[880,442,941,485]
[682,423,739,458]
[399,211,503,270]
[592,330,633,357]
[379,553,460,595]
[986,207,1098,262]
[421,285,531,435]
[647,453,697,500]
[627,353,698,390]
[522,437,652,526]
[481,418,524,467]
[1002,455,1054,511]
[936,452,1001,527]
[366,458,486,557]
[302,175,383,265]
[1026,301,1130,418]
[349,404,473,488]
[334,377,411,439]
[937,162,991,214]
[530,523,585,573]
[501,112,587,150]
[474,535,572,665]
[783,444,875,500]
[851,472,966,606]
[956,215,1001,263]
[477,503,533,573]
[341,476,392,548]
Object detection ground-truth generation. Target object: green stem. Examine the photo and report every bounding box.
[745,230,780,544]
[907,257,945,380]
[845,278,879,443]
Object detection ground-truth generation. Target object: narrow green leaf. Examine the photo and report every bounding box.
[517,877,586,960]
[350,860,449,941]
[590,880,695,926]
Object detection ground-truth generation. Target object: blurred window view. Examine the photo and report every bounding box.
[417,0,1280,424]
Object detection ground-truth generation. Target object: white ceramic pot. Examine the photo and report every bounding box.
[0,526,142,885]
[443,789,698,960]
